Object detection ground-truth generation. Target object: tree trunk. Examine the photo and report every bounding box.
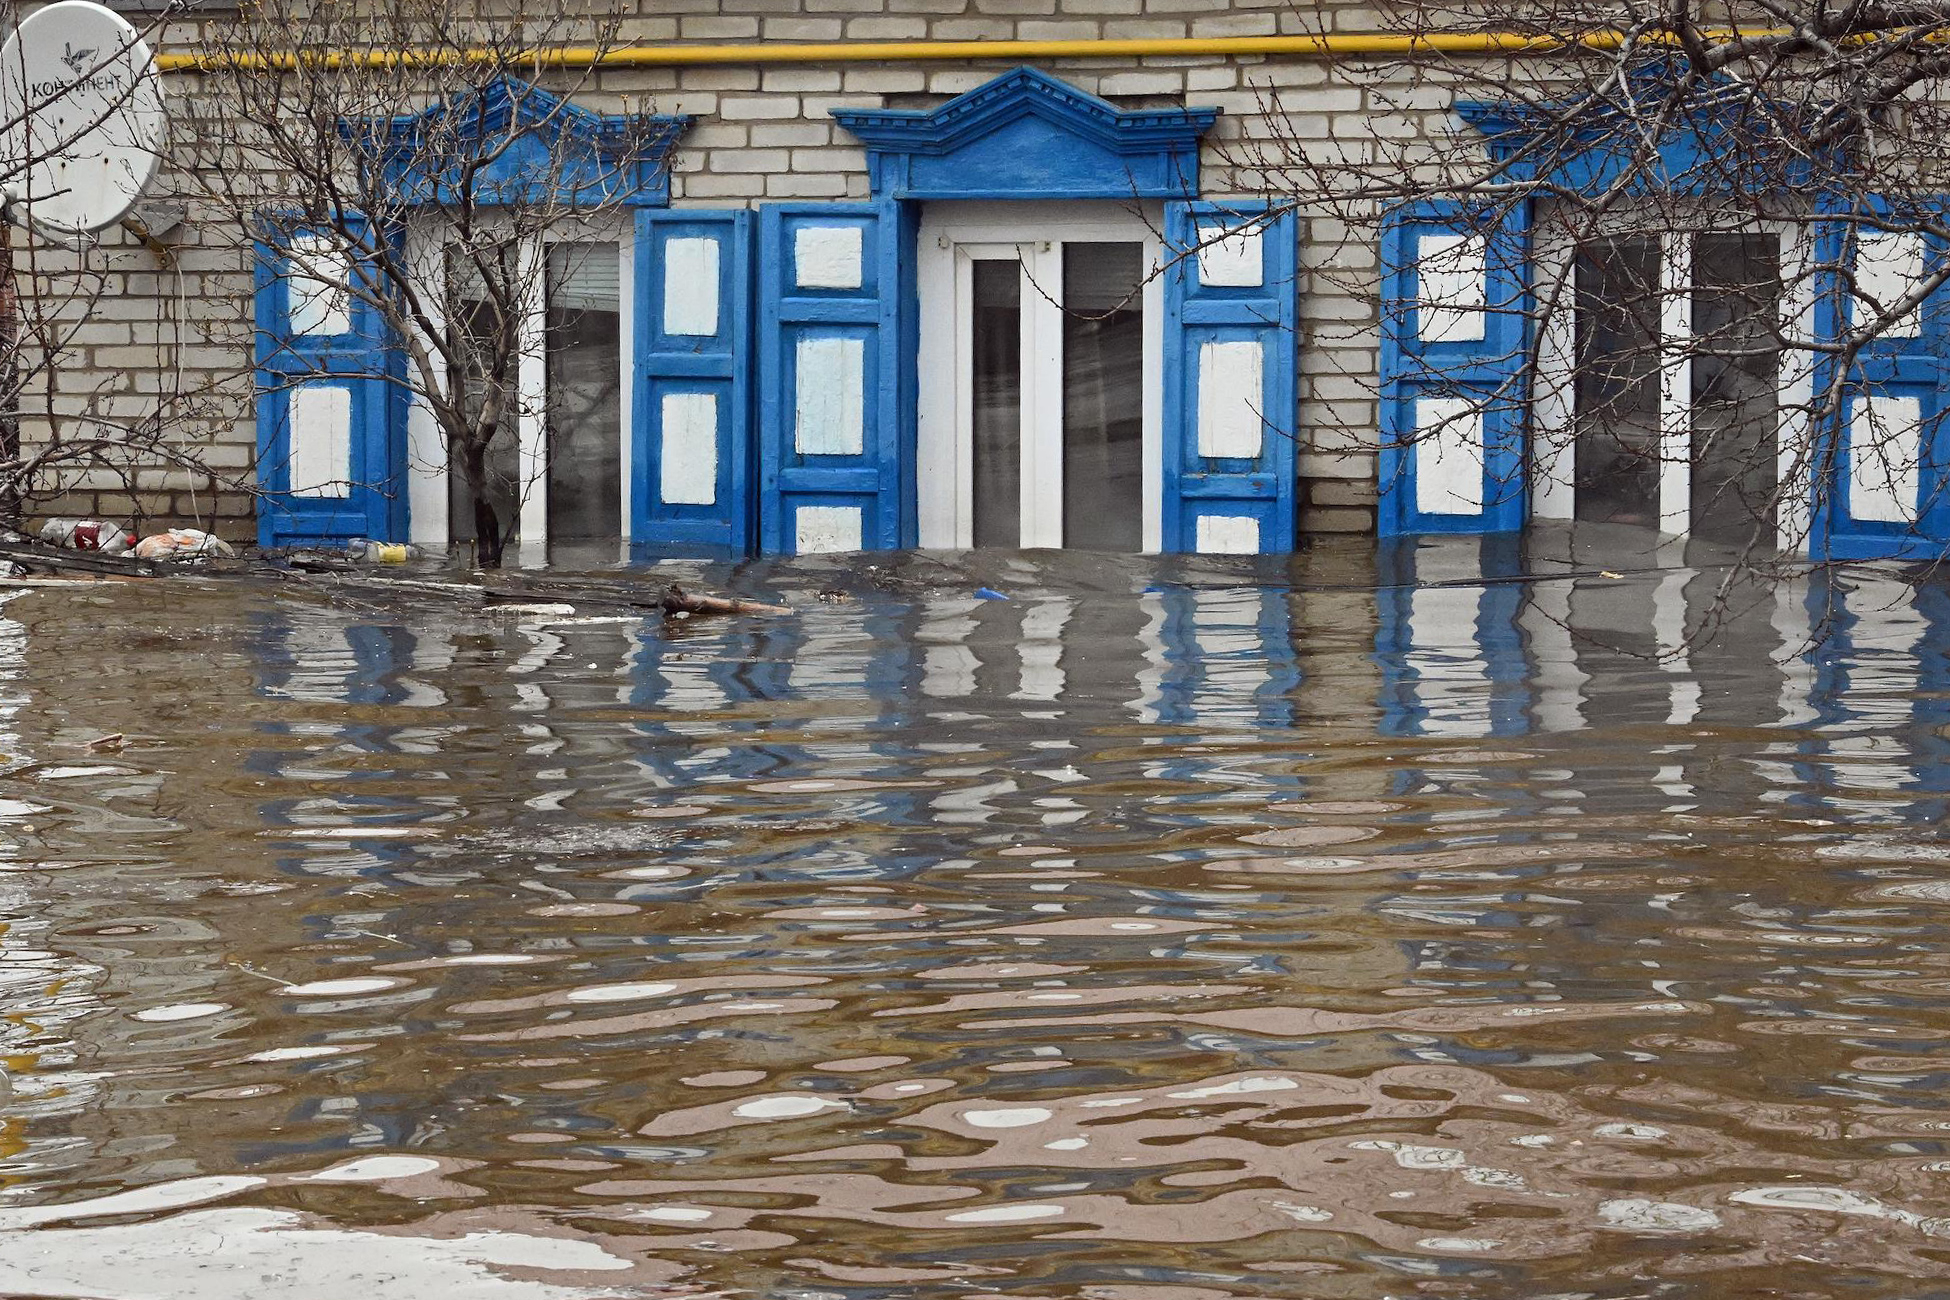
[460,439,503,569]
[473,492,503,569]
[0,222,19,531]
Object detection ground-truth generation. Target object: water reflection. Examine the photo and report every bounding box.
[2,538,1950,1295]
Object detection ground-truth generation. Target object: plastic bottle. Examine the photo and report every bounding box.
[346,539,422,563]
[39,519,134,554]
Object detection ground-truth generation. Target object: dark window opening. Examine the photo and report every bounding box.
[544,242,623,558]
[445,245,522,554]
[971,258,1023,549]
[1690,233,1782,545]
[1061,241,1144,551]
[1574,236,1664,527]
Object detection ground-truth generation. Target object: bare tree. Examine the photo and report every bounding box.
[181,0,674,566]
[1219,0,1950,578]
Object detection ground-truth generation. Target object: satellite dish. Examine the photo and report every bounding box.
[0,0,165,238]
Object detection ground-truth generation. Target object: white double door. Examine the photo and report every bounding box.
[917,203,1165,552]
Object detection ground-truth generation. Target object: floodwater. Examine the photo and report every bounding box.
[4,526,1950,1298]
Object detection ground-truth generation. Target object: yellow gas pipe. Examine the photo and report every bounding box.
[154,30,1729,75]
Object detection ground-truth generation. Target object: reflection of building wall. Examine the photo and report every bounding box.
[28,551,1950,1222]
[8,594,671,1186]
[3,587,289,1191]
[1370,529,1950,777]
[1369,529,1950,1023]
[1376,536,1531,740]
[1808,572,1950,818]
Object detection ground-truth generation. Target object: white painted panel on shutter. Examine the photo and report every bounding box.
[794,335,865,455]
[1848,392,1921,523]
[287,233,351,338]
[794,226,863,290]
[288,384,352,498]
[1856,231,1925,337]
[795,504,862,554]
[660,392,719,505]
[662,237,720,337]
[1413,395,1484,516]
[1197,339,1264,459]
[1195,514,1260,554]
[1196,223,1263,288]
[1417,232,1487,344]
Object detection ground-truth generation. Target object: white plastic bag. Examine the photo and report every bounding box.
[132,529,236,561]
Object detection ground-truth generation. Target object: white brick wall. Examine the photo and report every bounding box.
[16,0,1453,538]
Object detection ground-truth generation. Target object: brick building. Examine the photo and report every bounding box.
[21,1,1950,563]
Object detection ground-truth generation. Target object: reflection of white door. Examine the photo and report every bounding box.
[917,202,1164,551]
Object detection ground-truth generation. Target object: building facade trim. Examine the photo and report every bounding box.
[832,66,1217,201]
[345,76,692,209]
[1455,69,1820,198]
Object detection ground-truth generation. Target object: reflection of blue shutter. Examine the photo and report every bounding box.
[1162,200,1298,554]
[633,209,754,556]
[1378,200,1530,536]
[1812,210,1950,560]
[253,219,405,548]
[1375,537,1531,738]
[756,201,917,555]
[1150,585,1299,727]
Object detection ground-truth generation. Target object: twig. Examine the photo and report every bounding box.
[660,584,791,617]
[0,540,170,577]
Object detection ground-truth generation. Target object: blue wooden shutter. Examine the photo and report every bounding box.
[1812,210,1950,560]
[253,219,405,548]
[757,201,917,555]
[1378,200,1531,536]
[1162,201,1300,554]
[633,209,755,556]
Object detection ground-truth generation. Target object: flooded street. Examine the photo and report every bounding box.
[5,529,1950,1297]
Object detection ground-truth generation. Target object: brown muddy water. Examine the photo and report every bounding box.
[3,529,1950,1299]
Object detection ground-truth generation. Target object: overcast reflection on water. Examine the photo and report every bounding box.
[2,530,1950,1297]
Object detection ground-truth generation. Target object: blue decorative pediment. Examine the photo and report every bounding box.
[832,66,1218,200]
[1457,62,1819,197]
[344,77,691,208]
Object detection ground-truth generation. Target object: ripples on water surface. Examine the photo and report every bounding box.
[5,534,1950,1298]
